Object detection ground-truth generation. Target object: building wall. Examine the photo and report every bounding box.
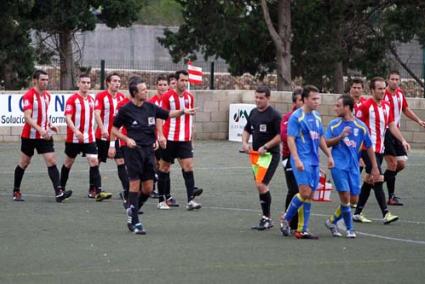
[1,91,425,149]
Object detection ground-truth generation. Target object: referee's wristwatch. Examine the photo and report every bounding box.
[263,144,268,151]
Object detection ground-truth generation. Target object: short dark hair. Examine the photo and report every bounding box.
[301,85,319,101]
[156,75,168,84]
[292,87,303,103]
[32,69,47,80]
[369,76,386,90]
[79,73,90,80]
[167,73,177,83]
[175,70,189,80]
[388,70,400,78]
[106,72,120,83]
[338,94,354,112]
[255,85,271,97]
[351,78,364,88]
[128,76,144,97]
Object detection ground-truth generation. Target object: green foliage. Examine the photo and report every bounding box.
[138,0,183,25]
[0,0,34,89]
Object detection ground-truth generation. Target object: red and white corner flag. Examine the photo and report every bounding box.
[187,61,203,85]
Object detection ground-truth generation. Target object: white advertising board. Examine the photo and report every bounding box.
[228,103,256,142]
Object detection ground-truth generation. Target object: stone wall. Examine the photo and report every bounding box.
[1,90,425,149]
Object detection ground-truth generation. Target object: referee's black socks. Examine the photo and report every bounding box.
[158,171,169,202]
[259,191,272,218]
[182,170,195,202]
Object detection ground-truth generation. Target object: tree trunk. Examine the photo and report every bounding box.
[261,0,291,91]
[59,30,74,90]
[334,61,344,94]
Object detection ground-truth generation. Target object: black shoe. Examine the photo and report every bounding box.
[251,216,273,231]
[150,190,160,199]
[193,187,203,197]
[387,196,403,206]
[12,191,24,201]
[126,206,139,232]
[166,197,179,207]
[56,190,73,203]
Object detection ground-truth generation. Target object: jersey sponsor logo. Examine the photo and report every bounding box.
[148,117,155,125]
[309,130,320,140]
[259,124,267,132]
[353,128,359,136]
[343,137,357,148]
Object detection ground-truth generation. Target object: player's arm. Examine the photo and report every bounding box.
[259,134,281,155]
[169,108,196,118]
[111,126,136,148]
[287,135,304,171]
[94,110,108,139]
[23,109,48,139]
[156,118,167,149]
[388,122,410,151]
[403,107,425,128]
[326,126,351,147]
[65,114,84,142]
[319,136,334,169]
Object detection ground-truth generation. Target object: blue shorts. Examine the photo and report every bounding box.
[331,167,361,196]
[291,162,319,191]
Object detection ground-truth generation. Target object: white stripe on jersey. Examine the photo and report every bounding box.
[178,96,186,141]
[40,96,47,136]
[378,105,385,152]
[30,99,38,139]
[167,96,177,140]
[103,96,110,134]
[393,92,402,127]
[74,101,81,143]
[83,100,91,143]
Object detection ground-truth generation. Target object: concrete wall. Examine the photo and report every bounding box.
[1,91,425,149]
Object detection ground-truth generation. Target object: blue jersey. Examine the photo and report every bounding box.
[287,108,323,166]
[325,118,372,170]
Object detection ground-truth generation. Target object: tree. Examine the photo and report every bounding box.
[158,1,288,89]
[30,0,142,89]
[0,0,34,89]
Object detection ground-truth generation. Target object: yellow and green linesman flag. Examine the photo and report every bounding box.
[249,151,272,183]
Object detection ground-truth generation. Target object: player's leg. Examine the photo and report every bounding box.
[125,148,144,234]
[13,139,34,201]
[158,158,173,209]
[60,143,78,190]
[283,158,299,230]
[384,132,406,205]
[353,151,374,222]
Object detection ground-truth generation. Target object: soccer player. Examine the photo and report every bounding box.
[242,85,281,230]
[280,88,303,231]
[324,95,380,238]
[157,70,203,210]
[111,76,195,234]
[148,75,170,201]
[94,72,128,198]
[167,73,177,91]
[383,71,425,206]
[349,78,366,113]
[12,69,72,202]
[353,77,410,224]
[280,85,334,239]
[60,74,112,202]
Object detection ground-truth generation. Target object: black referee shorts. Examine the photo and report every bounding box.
[122,146,155,182]
[21,138,55,157]
[161,141,193,163]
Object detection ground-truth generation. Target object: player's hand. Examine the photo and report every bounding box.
[101,128,109,139]
[402,140,411,152]
[340,126,351,138]
[371,166,380,183]
[75,130,84,142]
[39,129,49,140]
[184,107,197,116]
[108,147,116,159]
[327,156,335,169]
[418,120,425,128]
[242,142,252,153]
[158,135,167,149]
[126,138,137,148]
[359,158,365,168]
[294,158,304,171]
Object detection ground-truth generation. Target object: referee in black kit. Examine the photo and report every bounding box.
[242,85,281,231]
[111,76,195,235]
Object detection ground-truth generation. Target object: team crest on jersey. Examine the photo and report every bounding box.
[315,120,319,127]
[148,117,155,125]
[356,111,362,118]
[66,105,73,111]
[353,128,359,136]
[259,124,267,132]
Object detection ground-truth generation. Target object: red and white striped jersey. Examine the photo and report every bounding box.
[94,90,126,139]
[21,88,51,139]
[116,97,130,147]
[384,88,408,128]
[161,89,194,141]
[149,93,163,106]
[353,96,366,114]
[65,93,95,144]
[355,98,394,154]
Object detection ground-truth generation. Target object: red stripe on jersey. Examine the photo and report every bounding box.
[162,89,193,141]
[384,88,408,128]
[149,93,163,106]
[94,90,126,139]
[355,98,393,153]
[65,93,95,143]
[21,88,51,139]
[116,97,130,147]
